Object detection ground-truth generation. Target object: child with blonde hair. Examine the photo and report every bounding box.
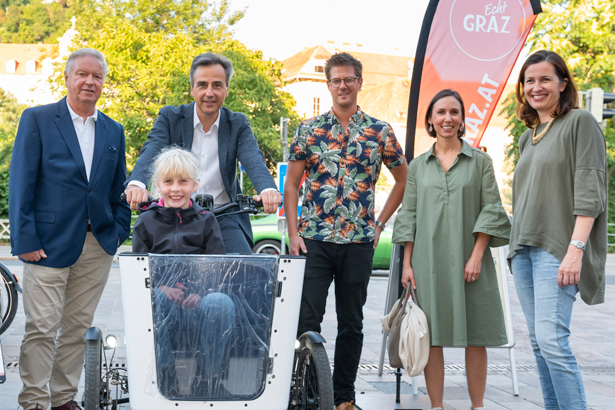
[132,147,233,399]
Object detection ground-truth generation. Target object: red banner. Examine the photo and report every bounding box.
[406,0,542,157]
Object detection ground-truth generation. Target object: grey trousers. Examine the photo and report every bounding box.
[18,232,113,409]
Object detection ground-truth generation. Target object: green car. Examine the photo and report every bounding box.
[250,214,393,270]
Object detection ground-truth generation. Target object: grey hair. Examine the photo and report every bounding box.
[190,53,234,87]
[64,48,109,80]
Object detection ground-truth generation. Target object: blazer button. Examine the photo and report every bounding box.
[88,189,93,193]
[84,217,89,222]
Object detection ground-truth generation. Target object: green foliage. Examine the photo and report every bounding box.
[502,0,615,246]
[0,88,26,217]
[46,0,298,184]
[0,0,71,43]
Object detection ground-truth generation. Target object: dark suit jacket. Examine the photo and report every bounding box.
[128,104,277,246]
[9,98,131,268]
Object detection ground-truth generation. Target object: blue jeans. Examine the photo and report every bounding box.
[511,246,586,410]
[154,290,236,397]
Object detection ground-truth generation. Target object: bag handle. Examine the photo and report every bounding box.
[400,286,410,310]
[409,286,420,308]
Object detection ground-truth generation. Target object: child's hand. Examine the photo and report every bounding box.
[182,294,202,310]
[160,285,184,304]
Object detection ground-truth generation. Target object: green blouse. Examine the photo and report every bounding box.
[507,109,607,305]
[393,141,511,347]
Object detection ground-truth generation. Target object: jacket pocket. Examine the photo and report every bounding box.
[35,211,56,223]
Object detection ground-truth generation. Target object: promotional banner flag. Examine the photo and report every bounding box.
[405,0,543,159]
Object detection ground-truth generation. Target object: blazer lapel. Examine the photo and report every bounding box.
[55,98,87,182]
[182,103,195,148]
[89,113,108,181]
[217,108,233,195]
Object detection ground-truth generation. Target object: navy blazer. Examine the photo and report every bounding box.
[9,98,131,268]
[128,104,277,246]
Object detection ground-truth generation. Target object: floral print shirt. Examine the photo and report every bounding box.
[288,107,405,244]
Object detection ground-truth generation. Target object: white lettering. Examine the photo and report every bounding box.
[485,1,509,15]
[478,86,497,103]
[469,103,487,120]
[476,15,486,32]
[464,15,475,31]
[487,16,499,33]
[500,16,511,33]
[465,117,483,133]
[481,73,500,88]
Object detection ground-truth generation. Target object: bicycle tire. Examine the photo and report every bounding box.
[0,264,18,336]
[83,337,103,409]
[295,337,334,410]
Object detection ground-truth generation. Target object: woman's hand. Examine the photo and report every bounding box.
[558,246,583,287]
[402,266,416,290]
[464,254,482,283]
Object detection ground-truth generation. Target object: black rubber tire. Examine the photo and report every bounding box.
[253,239,282,255]
[0,264,18,336]
[83,337,103,410]
[296,337,334,410]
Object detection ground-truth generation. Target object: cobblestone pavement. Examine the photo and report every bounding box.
[1,249,614,409]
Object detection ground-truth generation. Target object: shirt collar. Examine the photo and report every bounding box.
[327,105,365,126]
[426,139,474,161]
[66,99,98,122]
[194,104,220,134]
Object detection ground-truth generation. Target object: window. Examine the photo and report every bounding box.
[313,97,320,117]
[6,59,17,74]
[26,59,38,74]
[314,66,324,73]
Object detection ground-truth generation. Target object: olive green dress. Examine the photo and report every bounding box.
[392,141,510,347]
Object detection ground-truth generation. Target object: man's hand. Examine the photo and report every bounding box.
[373,226,383,250]
[19,249,47,262]
[182,294,202,310]
[125,185,150,211]
[289,233,307,256]
[254,190,282,214]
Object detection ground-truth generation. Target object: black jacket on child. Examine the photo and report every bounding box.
[132,199,226,255]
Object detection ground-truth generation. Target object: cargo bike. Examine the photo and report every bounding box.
[83,195,334,409]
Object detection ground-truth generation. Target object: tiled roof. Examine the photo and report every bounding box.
[0,44,58,75]
[282,46,331,80]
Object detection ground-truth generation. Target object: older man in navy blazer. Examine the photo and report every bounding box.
[125,52,281,254]
[9,48,131,410]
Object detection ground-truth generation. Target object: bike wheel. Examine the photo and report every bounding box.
[0,265,18,336]
[295,337,334,410]
[83,337,103,409]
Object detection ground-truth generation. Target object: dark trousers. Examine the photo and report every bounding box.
[297,239,374,406]
[217,213,252,254]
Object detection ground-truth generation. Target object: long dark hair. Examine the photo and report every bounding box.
[515,50,579,128]
[425,89,466,139]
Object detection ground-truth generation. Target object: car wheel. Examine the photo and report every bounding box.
[253,239,282,255]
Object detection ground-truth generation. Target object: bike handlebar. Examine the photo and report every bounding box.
[120,192,264,216]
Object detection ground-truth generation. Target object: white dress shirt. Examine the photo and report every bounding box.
[191,106,231,206]
[67,100,97,181]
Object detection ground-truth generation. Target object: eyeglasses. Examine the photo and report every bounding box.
[328,77,360,87]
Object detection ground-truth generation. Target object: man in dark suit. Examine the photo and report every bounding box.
[8,48,131,410]
[124,52,281,254]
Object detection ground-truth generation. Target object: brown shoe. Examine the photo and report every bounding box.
[51,400,82,410]
[336,401,356,410]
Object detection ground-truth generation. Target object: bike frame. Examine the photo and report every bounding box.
[118,253,305,409]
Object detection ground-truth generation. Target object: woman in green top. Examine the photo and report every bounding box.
[509,50,607,410]
[392,89,510,410]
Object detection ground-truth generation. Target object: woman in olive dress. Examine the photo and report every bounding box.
[392,89,511,410]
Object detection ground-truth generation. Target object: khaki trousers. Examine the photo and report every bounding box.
[18,232,113,409]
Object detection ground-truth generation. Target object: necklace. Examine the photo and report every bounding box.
[532,118,556,145]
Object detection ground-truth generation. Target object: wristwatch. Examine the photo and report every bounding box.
[569,240,586,251]
[375,220,386,230]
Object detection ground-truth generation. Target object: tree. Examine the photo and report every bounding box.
[0,0,71,43]
[0,88,26,217]
[501,0,615,239]
[47,0,299,194]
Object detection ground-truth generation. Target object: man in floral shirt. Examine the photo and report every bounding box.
[284,52,408,410]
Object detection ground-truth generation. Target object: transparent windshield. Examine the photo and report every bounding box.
[148,254,278,401]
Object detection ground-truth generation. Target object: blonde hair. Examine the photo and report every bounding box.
[152,147,200,184]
